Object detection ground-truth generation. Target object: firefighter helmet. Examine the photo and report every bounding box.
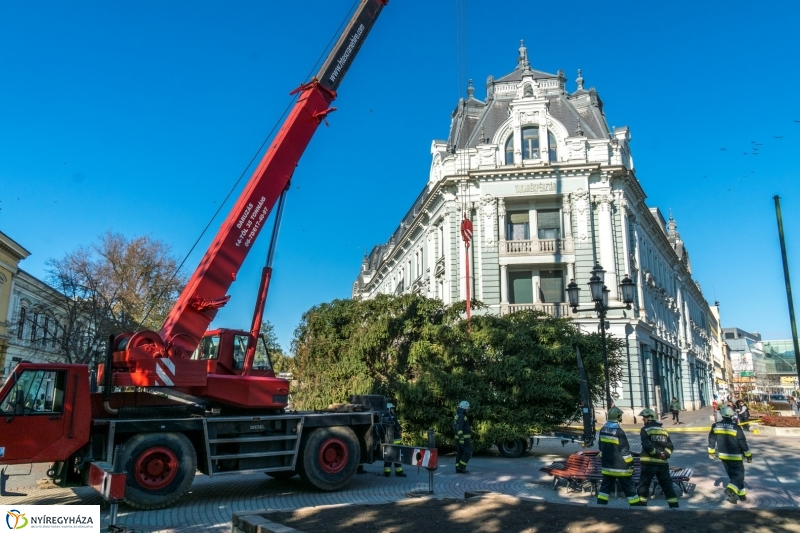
[720,406,735,418]
[386,403,395,410]
[639,408,657,419]
[458,400,470,410]
[608,406,624,422]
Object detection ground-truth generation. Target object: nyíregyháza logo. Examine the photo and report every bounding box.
[6,510,28,530]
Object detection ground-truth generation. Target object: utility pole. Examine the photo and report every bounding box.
[773,196,800,388]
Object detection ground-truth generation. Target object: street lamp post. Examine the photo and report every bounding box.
[566,264,636,411]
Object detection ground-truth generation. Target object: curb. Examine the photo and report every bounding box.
[232,511,305,533]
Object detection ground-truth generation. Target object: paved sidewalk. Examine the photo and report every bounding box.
[2,432,796,533]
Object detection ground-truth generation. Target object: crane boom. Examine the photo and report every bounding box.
[110,0,388,399]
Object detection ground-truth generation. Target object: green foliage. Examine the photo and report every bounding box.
[291,294,623,452]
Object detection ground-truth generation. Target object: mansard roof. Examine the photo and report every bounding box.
[446,41,611,150]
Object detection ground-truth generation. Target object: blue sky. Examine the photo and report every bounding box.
[1,0,800,351]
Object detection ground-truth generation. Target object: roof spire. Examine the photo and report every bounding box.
[668,210,678,235]
[518,40,530,71]
[575,121,584,136]
[576,69,584,91]
[467,79,474,99]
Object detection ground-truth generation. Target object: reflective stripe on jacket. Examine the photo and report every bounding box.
[708,420,751,461]
[639,421,674,464]
[599,422,634,476]
[454,408,471,440]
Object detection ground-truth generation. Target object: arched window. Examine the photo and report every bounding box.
[30,311,39,342]
[521,126,539,159]
[17,307,26,339]
[548,131,557,162]
[504,136,514,165]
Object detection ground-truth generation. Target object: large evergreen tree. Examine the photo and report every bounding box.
[291,294,623,450]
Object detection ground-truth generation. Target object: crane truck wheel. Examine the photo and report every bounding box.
[297,426,359,491]
[121,432,197,509]
[497,438,528,458]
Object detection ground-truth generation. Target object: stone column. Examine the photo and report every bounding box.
[631,220,646,321]
[615,192,631,280]
[562,194,573,249]
[676,280,686,347]
[497,198,506,254]
[500,264,509,305]
[596,192,617,298]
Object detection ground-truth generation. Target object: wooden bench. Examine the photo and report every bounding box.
[540,451,692,497]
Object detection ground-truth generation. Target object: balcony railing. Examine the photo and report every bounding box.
[500,303,571,317]
[503,238,573,255]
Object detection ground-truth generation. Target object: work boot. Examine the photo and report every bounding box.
[395,471,407,477]
[725,488,738,504]
[630,500,647,507]
[356,464,366,475]
[668,502,679,509]
[456,467,468,474]
[739,495,747,502]
[384,472,391,477]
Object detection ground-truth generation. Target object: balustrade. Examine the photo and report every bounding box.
[503,239,573,255]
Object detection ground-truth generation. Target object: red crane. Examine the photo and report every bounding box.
[104,0,389,408]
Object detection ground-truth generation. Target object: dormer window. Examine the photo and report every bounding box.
[504,136,514,165]
[523,84,533,97]
[521,126,540,160]
[548,131,557,161]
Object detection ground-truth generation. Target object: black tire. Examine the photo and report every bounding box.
[497,438,526,458]
[297,426,359,491]
[266,470,297,480]
[121,432,197,510]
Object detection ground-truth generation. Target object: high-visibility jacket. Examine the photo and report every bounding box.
[598,422,634,476]
[639,420,674,464]
[453,407,471,442]
[708,419,751,461]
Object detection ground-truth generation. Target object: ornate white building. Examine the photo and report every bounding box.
[353,42,714,419]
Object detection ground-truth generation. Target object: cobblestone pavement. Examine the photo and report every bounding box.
[2,432,798,533]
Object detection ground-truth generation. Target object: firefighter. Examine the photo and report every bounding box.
[597,406,646,506]
[636,408,679,508]
[454,400,472,474]
[709,406,752,504]
[382,403,406,477]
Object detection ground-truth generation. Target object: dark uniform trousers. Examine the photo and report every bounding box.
[455,439,472,470]
[637,463,679,506]
[598,475,640,505]
[722,459,745,495]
